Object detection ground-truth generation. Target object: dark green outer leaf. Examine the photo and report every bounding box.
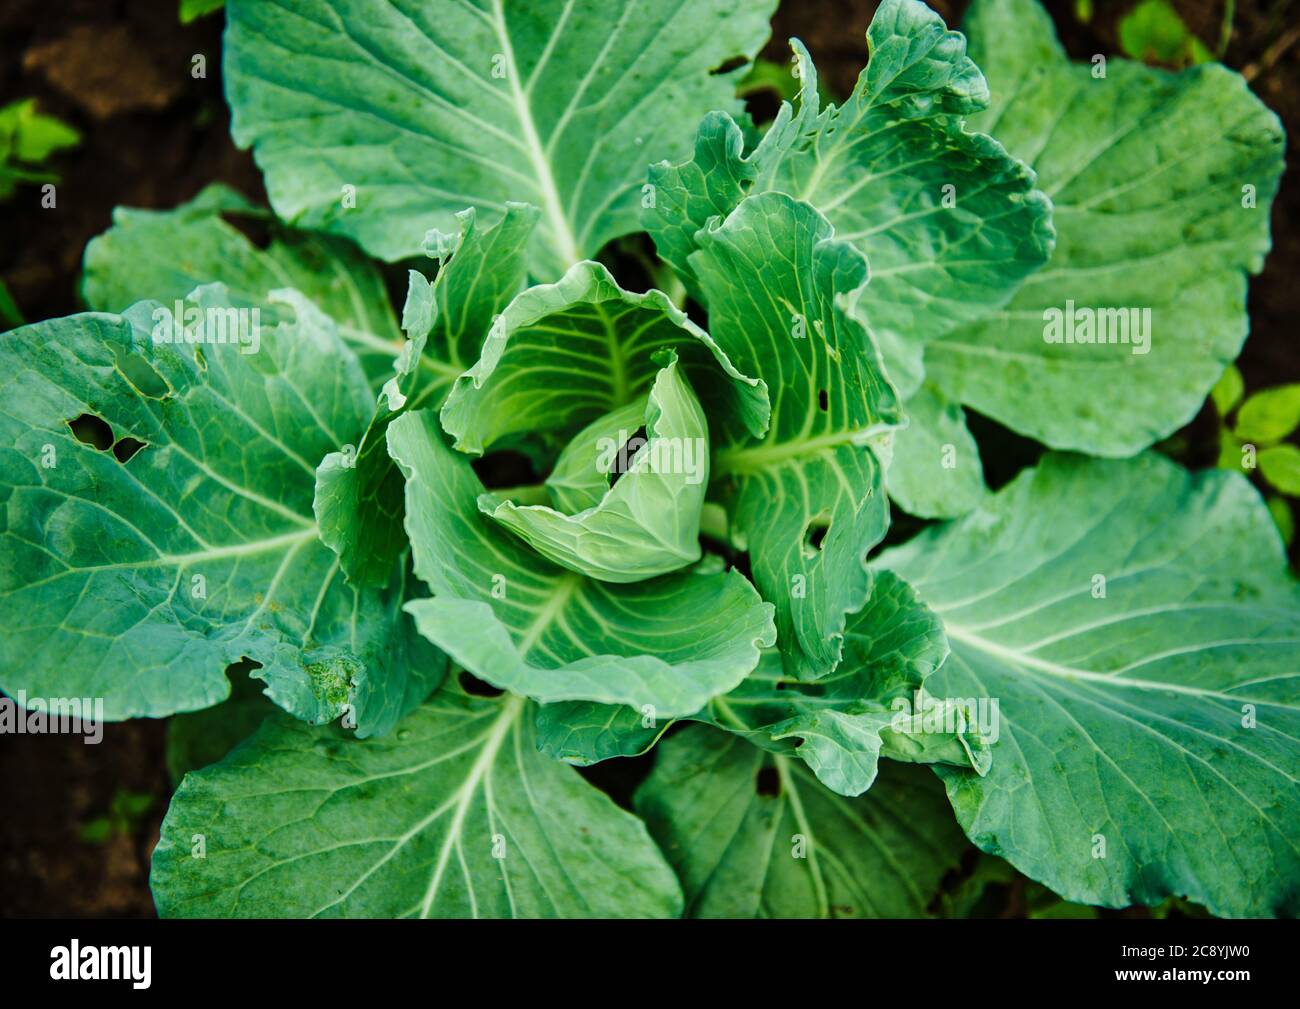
[930,0,1286,455]
[645,0,1054,391]
[82,184,404,388]
[0,288,441,733]
[152,686,683,918]
[879,452,1300,917]
[635,725,968,918]
[224,0,778,276]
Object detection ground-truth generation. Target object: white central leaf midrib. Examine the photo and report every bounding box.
[944,622,1298,708]
[16,527,323,588]
[515,572,582,659]
[419,694,525,918]
[774,755,829,916]
[490,0,581,268]
[715,425,890,475]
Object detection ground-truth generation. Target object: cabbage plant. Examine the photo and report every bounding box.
[1,0,1295,918]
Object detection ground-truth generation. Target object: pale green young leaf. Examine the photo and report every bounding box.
[224,0,777,276]
[635,725,968,918]
[693,192,900,680]
[928,0,1285,455]
[0,287,442,734]
[1118,0,1212,68]
[0,98,80,198]
[543,400,646,514]
[152,687,683,918]
[878,452,1300,917]
[1235,384,1300,445]
[1266,494,1295,546]
[440,259,766,458]
[480,353,710,582]
[179,0,224,23]
[1210,363,1244,417]
[389,410,775,717]
[1259,444,1300,497]
[0,98,79,163]
[179,0,225,24]
[1217,426,1245,471]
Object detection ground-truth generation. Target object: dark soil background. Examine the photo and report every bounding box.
[0,0,1296,918]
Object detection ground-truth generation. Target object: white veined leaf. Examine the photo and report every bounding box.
[224,0,778,276]
[879,452,1300,917]
[153,684,683,918]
